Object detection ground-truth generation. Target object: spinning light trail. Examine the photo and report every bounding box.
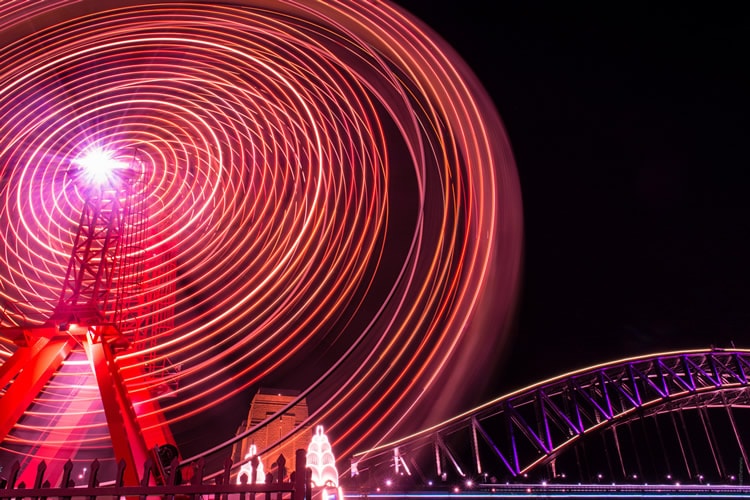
[0,0,522,476]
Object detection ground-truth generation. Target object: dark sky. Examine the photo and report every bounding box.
[396,3,750,396]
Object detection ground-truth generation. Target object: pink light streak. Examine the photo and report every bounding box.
[0,0,522,472]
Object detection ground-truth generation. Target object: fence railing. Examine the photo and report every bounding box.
[1,449,311,500]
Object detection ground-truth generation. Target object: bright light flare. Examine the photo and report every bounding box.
[72,148,126,185]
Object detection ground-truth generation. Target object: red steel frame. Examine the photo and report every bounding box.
[0,168,178,485]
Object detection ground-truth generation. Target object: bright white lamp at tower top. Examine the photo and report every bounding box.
[72,147,129,186]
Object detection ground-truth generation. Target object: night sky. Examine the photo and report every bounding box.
[396,3,749,398]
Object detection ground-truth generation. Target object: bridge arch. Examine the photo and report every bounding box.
[350,348,750,487]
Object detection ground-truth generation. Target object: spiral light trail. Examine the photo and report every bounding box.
[0,0,522,474]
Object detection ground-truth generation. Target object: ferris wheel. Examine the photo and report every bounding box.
[0,0,522,486]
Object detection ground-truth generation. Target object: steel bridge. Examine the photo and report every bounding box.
[349,348,750,490]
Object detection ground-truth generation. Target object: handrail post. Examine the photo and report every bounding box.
[294,449,306,500]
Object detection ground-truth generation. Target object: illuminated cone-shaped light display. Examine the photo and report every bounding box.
[237,444,265,485]
[307,425,340,487]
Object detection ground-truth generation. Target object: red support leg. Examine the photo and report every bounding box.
[0,336,76,442]
[84,334,153,486]
[0,326,58,389]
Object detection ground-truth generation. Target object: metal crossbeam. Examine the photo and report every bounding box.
[352,348,750,484]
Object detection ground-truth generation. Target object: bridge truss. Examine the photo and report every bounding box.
[350,348,750,488]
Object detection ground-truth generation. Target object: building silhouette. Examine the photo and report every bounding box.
[232,388,310,480]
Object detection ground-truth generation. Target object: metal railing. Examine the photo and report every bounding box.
[1,449,312,500]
